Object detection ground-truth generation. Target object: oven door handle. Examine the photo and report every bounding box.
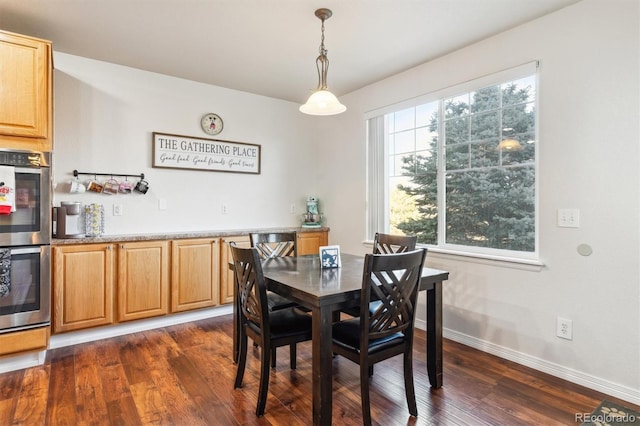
[9,246,44,255]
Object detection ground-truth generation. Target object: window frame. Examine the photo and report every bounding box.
[366,62,540,263]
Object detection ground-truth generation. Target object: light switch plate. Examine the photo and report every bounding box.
[557,209,579,228]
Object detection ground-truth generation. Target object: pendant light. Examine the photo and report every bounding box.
[299,8,346,116]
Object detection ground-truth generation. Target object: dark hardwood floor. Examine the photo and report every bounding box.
[0,314,637,425]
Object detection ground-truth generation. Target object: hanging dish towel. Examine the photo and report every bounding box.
[0,248,10,298]
[0,166,16,215]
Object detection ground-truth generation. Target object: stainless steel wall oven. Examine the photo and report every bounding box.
[0,149,51,333]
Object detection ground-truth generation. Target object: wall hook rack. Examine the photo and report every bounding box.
[72,170,145,180]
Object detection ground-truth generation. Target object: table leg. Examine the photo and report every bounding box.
[312,306,333,425]
[426,280,443,388]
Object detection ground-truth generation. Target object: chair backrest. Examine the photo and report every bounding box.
[373,232,417,254]
[360,249,427,343]
[250,232,297,259]
[229,243,270,334]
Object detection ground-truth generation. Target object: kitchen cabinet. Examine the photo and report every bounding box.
[0,30,52,151]
[219,235,251,304]
[297,230,329,255]
[171,238,219,313]
[52,244,115,333]
[117,241,169,322]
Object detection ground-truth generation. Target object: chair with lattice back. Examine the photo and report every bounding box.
[250,232,297,259]
[373,232,417,254]
[332,249,427,425]
[230,243,312,417]
[341,232,420,319]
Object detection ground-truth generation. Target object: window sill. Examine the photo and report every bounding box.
[362,241,545,271]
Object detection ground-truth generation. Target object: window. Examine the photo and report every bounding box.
[367,63,538,259]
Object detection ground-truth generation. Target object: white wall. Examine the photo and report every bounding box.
[53,53,320,234]
[319,0,640,403]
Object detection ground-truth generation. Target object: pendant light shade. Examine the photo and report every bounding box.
[497,138,523,151]
[299,8,346,116]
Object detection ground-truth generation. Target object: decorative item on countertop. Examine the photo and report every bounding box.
[302,195,322,228]
[84,203,104,237]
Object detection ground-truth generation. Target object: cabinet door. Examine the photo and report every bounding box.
[219,235,251,305]
[52,244,115,333]
[297,231,329,255]
[171,238,219,313]
[118,241,169,322]
[0,31,52,150]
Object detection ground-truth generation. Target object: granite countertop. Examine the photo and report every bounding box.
[52,226,330,245]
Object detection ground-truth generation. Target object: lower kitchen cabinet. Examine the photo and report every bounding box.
[297,230,329,255]
[51,229,329,333]
[117,241,169,322]
[219,235,251,304]
[52,243,115,333]
[171,238,219,312]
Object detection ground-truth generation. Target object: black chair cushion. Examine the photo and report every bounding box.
[332,317,404,354]
[266,291,299,311]
[341,300,383,318]
[248,307,312,339]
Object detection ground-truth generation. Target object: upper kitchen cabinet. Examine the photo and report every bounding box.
[0,30,53,151]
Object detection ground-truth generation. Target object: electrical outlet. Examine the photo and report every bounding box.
[558,209,580,228]
[221,203,228,214]
[158,198,167,210]
[290,203,296,214]
[113,204,123,216]
[556,317,573,340]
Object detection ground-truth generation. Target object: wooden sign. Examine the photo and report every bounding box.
[152,132,261,174]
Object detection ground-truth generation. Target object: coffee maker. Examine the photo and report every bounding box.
[53,201,85,238]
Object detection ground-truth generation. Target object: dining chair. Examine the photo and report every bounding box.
[248,232,304,364]
[342,232,419,318]
[331,249,427,426]
[230,243,313,417]
[250,231,297,259]
[373,232,417,254]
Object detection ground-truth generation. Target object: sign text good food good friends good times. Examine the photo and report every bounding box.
[152,132,261,174]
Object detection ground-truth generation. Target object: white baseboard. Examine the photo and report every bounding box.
[438,326,640,406]
[0,351,46,374]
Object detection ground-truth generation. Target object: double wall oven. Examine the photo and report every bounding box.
[0,149,51,334]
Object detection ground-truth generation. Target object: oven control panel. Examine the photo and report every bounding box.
[0,151,49,168]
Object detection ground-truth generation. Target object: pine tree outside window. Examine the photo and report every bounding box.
[367,62,539,261]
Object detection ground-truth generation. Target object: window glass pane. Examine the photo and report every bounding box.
[444,94,469,119]
[416,102,438,127]
[445,117,468,145]
[394,130,415,154]
[502,103,535,134]
[391,168,438,245]
[416,127,436,152]
[470,140,499,168]
[471,85,500,113]
[470,110,500,142]
[503,76,536,105]
[394,108,415,132]
[500,132,535,165]
[445,168,535,251]
[445,144,469,171]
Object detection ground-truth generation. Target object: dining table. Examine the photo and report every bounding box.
[252,252,450,426]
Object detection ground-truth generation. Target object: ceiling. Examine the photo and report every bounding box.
[0,0,579,104]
